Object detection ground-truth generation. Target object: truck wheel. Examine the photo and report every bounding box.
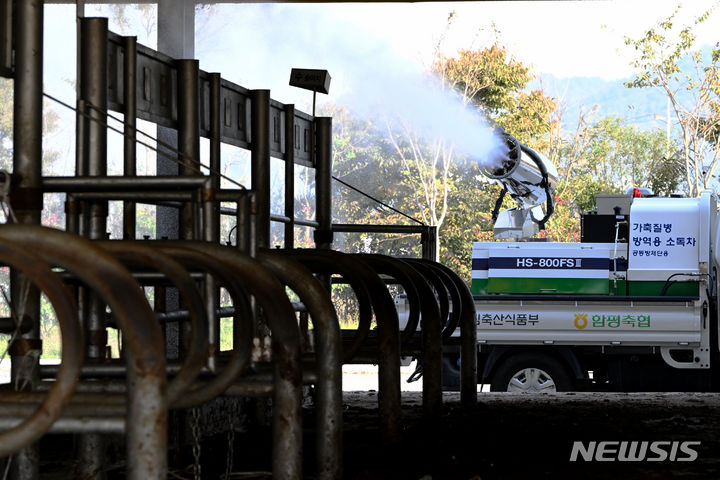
[441,353,461,391]
[490,353,572,392]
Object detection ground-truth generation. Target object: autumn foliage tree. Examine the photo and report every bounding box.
[333,41,559,279]
[624,3,720,197]
[331,13,696,283]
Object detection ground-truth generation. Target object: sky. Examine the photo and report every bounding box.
[194,1,720,105]
[40,1,720,114]
[325,1,720,80]
[36,1,720,176]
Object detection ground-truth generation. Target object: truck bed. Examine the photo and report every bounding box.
[471,294,703,347]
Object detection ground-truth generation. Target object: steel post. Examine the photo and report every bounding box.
[209,74,221,192]
[122,35,137,239]
[80,18,108,179]
[235,191,251,253]
[65,194,80,234]
[284,105,295,248]
[250,89,271,250]
[11,0,44,230]
[314,117,333,250]
[156,0,194,243]
[79,18,110,478]
[177,59,200,240]
[0,0,11,77]
[208,72,221,242]
[421,225,438,261]
[10,2,44,477]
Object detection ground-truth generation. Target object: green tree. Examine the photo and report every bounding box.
[327,104,422,256]
[330,38,559,280]
[557,116,681,210]
[383,42,558,263]
[624,3,720,197]
[432,43,558,274]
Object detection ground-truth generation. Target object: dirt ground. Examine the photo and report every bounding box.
[15,387,720,479]
[334,391,720,480]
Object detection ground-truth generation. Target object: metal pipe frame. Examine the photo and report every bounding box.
[283,104,295,248]
[0,316,33,334]
[257,250,342,480]
[0,240,82,457]
[400,261,450,338]
[177,59,200,241]
[332,224,438,262]
[139,243,255,409]
[67,191,194,202]
[281,251,373,364]
[154,241,302,480]
[408,259,477,407]
[43,175,212,192]
[0,0,11,77]
[0,418,125,435]
[281,248,402,447]
[356,254,442,424]
[96,242,209,406]
[11,3,46,476]
[251,89,271,250]
[405,260,462,340]
[332,224,433,234]
[122,35,138,239]
[314,117,332,250]
[0,226,168,480]
[79,20,111,475]
[3,8,481,477]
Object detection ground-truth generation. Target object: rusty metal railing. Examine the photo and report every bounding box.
[0,225,167,480]
[0,7,481,479]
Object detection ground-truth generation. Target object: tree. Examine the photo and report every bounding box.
[382,42,558,262]
[537,111,681,243]
[624,3,720,197]
[436,45,532,115]
[326,104,422,256]
[433,44,558,272]
[557,116,681,209]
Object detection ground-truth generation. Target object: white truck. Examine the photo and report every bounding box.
[400,130,720,392]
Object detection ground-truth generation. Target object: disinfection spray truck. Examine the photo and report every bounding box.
[399,129,720,392]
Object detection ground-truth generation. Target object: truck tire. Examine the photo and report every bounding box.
[490,352,572,392]
[441,353,461,391]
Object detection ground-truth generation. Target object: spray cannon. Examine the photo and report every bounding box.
[479,129,558,240]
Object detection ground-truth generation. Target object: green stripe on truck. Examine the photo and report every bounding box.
[471,278,696,297]
[488,277,610,295]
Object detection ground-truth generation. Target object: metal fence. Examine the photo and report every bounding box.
[0,2,477,479]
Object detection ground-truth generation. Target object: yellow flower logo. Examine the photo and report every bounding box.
[574,313,588,330]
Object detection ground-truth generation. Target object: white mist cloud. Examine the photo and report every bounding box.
[198,4,505,166]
